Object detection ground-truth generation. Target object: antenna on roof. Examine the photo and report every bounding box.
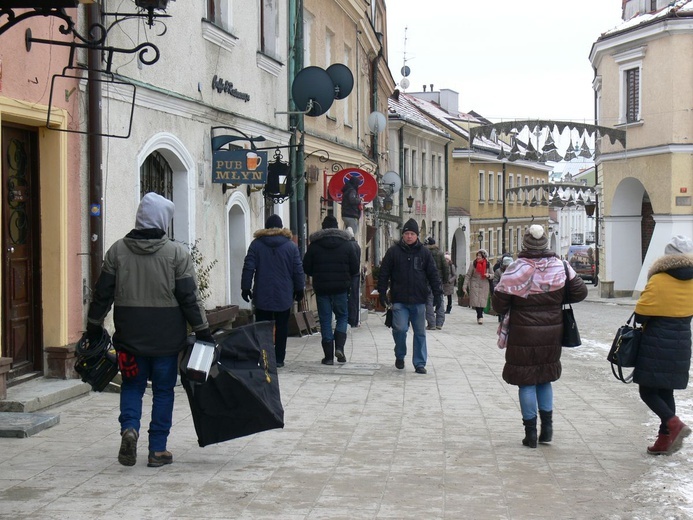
[398,26,411,91]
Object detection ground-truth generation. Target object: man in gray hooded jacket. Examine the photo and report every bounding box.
[87,192,212,468]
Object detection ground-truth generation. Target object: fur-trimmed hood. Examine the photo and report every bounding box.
[308,227,350,244]
[253,227,293,239]
[648,253,693,280]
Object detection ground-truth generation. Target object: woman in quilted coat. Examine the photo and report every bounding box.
[492,225,587,448]
[634,235,693,455]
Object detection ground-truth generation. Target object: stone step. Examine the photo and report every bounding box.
[0,377,91,413]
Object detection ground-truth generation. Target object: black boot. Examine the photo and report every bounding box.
[333,331,347,363]
[522,418,538,448]
[539,410,553,444]
[321,340,334,365]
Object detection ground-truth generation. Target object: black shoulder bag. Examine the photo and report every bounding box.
[561,261,582,348]
[607,312,642,383]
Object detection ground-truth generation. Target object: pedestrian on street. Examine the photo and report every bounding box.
[443,252,457,314]
[86,192,213,468]
[303,215,360,365]
[633,235,693,455]
[492,225,587,448]
[424,237,449,330]
[462,248,493,324]
[493,255,514,322]
[340,175,362,234]
[377,219,443,374]
[241,214,306,368]
[346,227,362,328]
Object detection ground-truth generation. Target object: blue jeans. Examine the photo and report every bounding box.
[119,353,178,452]
[518,383,553,420]
[316,292,348,342]
[425,290,445,327]
[392,302,427,368]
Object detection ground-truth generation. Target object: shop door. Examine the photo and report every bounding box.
[1,125,42,378]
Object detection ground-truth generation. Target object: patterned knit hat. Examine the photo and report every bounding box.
[522,225,549,251]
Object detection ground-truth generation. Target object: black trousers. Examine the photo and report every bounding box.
[255,308,291,364]
[348,274,360,327]
[639,385,676,433]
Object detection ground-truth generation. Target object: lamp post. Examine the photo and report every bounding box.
[584,191,600,285]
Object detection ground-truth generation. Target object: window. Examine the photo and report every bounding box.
[508,227,514,254]
[508,174,514,203]
[497,172,503,202]
[303,10,314,66]
[478,171,485,201]
[403,148,410,185]
[625,68,640,123]
[140,151,174,238]
[421,152,428,186]
[325,29,334,118]
[437,156,443,188]
[343,46,352,125]
[488,172,494,201]
[411,150,418,186]
[260,0,278,59]
[207,0,231,30]
[496,229,502,256]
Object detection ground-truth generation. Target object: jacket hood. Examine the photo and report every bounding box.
[253,227,293,240]
[648,253,693,280]
[123,234,171,255]
[308,228,350,246]
[135,192,174,232]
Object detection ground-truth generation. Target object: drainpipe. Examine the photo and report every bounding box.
[87,3,103,287]
[371,44,382,264]
[290,0,306,253]
[444,141,449,250]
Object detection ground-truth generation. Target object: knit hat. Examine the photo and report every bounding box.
[265,214,283,229]
[135,192,174,232]
[665,235,693,255]
[502,256,513,267]
[425,237,436,246]
[522,224,549,251]
[402,218,419,235]
[322,215,339,229]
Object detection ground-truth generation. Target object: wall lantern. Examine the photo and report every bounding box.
[382,195,393,212]
[406,195,414,214]
[135,0,171,27]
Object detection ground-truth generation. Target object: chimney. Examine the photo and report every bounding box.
[423,85,427,92]
[430,84,434,92]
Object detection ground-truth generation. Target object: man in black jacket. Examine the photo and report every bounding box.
[377,219,443,374]
[303,215,360,365]
[341,175,362,234]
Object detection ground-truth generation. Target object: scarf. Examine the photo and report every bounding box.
[494,256,570,298]
[475,258,488,278]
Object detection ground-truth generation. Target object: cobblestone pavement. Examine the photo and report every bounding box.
[1,287,693,519]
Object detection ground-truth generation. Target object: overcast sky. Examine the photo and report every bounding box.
[386,0,624,123]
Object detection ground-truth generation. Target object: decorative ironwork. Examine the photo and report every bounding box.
[140,151,174,237]
[263,149,293,204]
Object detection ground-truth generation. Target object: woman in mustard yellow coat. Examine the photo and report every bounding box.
[634,235,693,455]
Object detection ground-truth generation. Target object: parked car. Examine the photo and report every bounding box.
[567,245,598,286]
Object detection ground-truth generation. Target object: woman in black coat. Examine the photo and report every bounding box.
[634,235,693,455]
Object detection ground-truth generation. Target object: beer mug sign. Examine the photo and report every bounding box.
[246,152,262,171]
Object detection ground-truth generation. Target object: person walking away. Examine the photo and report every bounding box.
[492,225,587,448]
[424,238,449,329]
[463,249,493,324]
[493,255,514,322]
[86,192,214,467]
[443,252,457,314]
[346,227,362,327]
[341,175,362,234]
[303,215,359,365]
[633,235,693,455]
[377,219,443,374]
[241,214,305,368]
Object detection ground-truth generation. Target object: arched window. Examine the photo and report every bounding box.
[140,151,174,237]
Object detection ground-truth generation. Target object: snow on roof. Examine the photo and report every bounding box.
[387,93,451,139]
[603,0,693,37]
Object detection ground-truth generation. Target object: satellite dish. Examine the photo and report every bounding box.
[326,63,353,100]
[399,77,410,90]
[291,66,334,117]
[367,111,387,133]
[381,171,402,194]
[401,65,411,77]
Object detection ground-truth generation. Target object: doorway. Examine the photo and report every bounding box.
[1,124,43,379]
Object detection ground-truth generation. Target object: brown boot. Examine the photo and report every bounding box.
[647,433,672,455]
[666,416,691,454]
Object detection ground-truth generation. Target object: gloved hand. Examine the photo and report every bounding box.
[294,289,305,302]
[195,328,215,344]
[86,323,103,344]
[379,293,389,308]
[117,351,138,379]
[433,294,443,308]
[241,289,253,302]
